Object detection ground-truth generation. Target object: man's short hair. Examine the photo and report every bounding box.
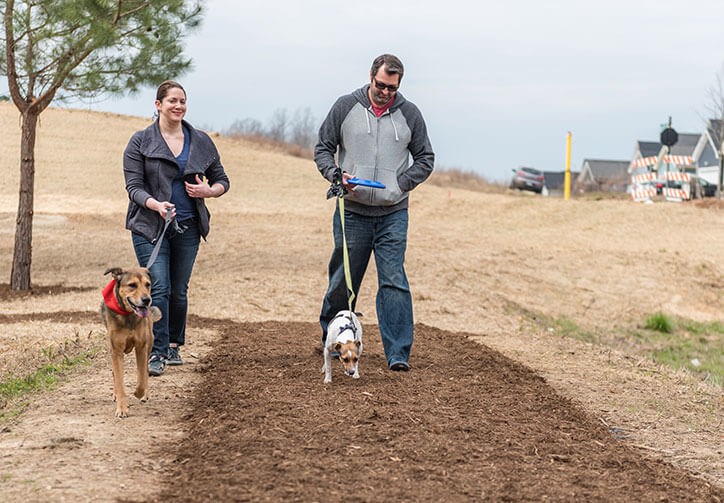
[371,54,404,83]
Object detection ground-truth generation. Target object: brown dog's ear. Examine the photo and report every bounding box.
[140,267,152,282]
[104,267,124,281]
[334,342,342,352]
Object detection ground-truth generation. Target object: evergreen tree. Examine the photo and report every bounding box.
[1,0,203,290]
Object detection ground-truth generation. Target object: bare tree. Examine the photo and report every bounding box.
[267,107,288,143]
[289,107,316,150]
[223,107,317,159]
[704,63,724,198]
[224,117,264,137]
[1,0,203,290]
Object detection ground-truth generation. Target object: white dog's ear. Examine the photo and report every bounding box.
[355,340,361,348]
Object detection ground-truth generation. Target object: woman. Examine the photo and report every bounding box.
[123,80,230,376]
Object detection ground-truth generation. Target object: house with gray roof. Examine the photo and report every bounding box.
[632,140,662,160]
[629,133,701,171]
[543,171,580,193]
[670,133,701,157]
[692,119,722,184]
[627,124,723,185]
[576,159,630,192]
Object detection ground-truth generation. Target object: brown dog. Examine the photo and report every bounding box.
[100,267,161,418]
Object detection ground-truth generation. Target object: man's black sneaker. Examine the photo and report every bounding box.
[389,361,410,372]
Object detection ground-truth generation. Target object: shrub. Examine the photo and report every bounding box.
[645,312,673,333]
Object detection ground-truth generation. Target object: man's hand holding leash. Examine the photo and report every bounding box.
[326,167,346,200]
[326,167,364,201]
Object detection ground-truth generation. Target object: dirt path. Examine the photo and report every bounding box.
[0,311,220,502]
[160,320,722,502]
[1,316,721,502]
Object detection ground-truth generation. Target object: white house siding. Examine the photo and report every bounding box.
[698,165,719,184]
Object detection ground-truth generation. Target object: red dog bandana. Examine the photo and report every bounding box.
[102,279,131,316]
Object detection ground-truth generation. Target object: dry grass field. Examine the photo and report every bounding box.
[0,102,722,501]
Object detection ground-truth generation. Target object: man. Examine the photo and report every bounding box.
[315,54,435,371]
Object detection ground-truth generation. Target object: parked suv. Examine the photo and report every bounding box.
[510,167,544,193]
[690,175,718,198]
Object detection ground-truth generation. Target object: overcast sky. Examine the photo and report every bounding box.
[7,0,724,181]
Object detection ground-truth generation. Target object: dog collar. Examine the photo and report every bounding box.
[102,279,131,316]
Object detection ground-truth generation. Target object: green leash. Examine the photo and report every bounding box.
[337,194,355,312]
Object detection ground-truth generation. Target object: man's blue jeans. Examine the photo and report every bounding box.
[132,221,200,360]
[320,207,413,366]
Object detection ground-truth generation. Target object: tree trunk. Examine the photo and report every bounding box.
[11,109,39,291]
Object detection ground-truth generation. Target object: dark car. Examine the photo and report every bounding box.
[691,176,718,198]
[510,167,544,193]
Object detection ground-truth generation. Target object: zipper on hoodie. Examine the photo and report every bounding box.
[372,110,381,206]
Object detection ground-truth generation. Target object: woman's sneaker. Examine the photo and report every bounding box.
[167,346,183,366]
[148,355,166,376]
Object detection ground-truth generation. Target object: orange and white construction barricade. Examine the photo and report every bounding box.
[629,147,696,203]
[630,154,693,170]
[630,172,657,202]
[662,187,688,202]
[662,172,691,202]
[630,187,657,202]
[631,172,657,184]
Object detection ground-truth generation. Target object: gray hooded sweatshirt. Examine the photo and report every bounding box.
[314,85,435,216]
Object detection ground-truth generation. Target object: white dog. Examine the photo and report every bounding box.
[323,310,363,384]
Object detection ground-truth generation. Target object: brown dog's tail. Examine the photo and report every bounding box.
[149,306,162,322]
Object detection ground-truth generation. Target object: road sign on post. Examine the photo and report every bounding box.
[660,117,678,147]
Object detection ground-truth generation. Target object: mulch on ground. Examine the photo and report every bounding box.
[152,319,723,502]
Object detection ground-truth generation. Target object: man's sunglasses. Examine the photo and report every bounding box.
[373,78,399,92]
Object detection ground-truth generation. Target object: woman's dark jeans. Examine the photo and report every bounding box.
[132,220,200,360]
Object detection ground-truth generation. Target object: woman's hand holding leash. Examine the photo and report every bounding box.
[145,202,176,269]
[160,202,175,220]
[145,198,176,220]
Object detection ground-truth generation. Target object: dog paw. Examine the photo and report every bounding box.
[115,407,129,418]
[323,376,332,384]
[134,387,147,400]
[352,373,360,379]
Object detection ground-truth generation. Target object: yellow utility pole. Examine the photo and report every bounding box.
[564,131,572,200]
